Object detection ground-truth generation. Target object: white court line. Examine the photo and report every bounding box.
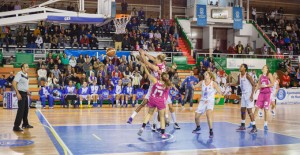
[92,134,102,141]
[225,121,300,139]
[37,109,74,155]
[118,133,175,146]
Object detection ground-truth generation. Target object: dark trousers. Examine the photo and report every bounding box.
[182,87,194,107]
[14,91,29,128]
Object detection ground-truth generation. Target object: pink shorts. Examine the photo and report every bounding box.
[255,93,271,109]
[148,101,166,110]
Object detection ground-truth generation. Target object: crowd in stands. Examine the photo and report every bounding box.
[252,7,300,55]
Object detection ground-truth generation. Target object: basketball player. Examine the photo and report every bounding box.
[271,73,279,116]
[253,65,274,131]
[122,82,135,107]
[63,80,77,108]
[89,80,100,107]
[127,50,166,123]
[39,79,52,109]
[228,64,256,132]
[114,80,123,107]
[192,71,222,138]
[137,64,172,139]
[78,81,91,108]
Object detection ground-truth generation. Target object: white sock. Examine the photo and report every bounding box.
[88,101,90,105]
[157,121,161,128]
[153,112,158,125]
[241,120,246,123]
[122,100,124,105]
[252,121,256,125]
[165,113,169,119]
[131,111,137,118]
[116,100,119,105]
[264,121,268,126]
[80,101,82,105]
[171,112,176,123]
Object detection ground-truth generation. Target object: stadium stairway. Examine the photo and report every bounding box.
[177,38,196,65]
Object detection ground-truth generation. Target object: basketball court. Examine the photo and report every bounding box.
[1,104,300,155]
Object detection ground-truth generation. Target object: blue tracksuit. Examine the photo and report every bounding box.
[99,89,114,107]
[39,86,52,108]
[122,86,134,106]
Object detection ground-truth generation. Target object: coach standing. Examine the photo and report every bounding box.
[13,64,33,132]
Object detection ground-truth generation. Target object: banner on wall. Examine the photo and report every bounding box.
[196,4,207,26]
[277,88,300,104]
[227,58,266,69]
[233,7,243,29]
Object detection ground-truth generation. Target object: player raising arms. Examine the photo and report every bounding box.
[137,63,172,139]
[192,71,222,138]
[253,65,274,131]
[228,64,256,131]
[127,50,166,124]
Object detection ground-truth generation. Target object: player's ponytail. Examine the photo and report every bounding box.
[157,54,166,63]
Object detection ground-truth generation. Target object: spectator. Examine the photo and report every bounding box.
[122,35,131,50]
[90,34,99,50]
[245,43,252,54]
[112,66,122,78]
[58,33,66,49]
[171,72,180,88]
[130,8,138,17]
[282,71,290,88]
[67,2,74,11]
[252,7,256,21]
[71,36,79,49]
[138,7,145,23]
[111,55,120,66]
[121,0,128,14]
[131,72,142,90]
[228,43,236,54]
[51,35,58,49]
[0,75,7,94]
[37,65,47,86]
[43,33,51,49]
[155,44,162,51]
[16,32,24,48]
[6,72,14,89]
[113,33,123,51]
[181,71,199,110]
[52,65,61,80]
[61,53,69,68]
[236,41,244,55]
[14,1,21,10]
[80,35,90,49]
[33,27,41,37]
[35,35,43,49]
[83,58,92,74]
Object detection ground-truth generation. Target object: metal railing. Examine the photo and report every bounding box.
[15,48,65,62]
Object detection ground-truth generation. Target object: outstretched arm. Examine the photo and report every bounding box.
[141,62,157,84]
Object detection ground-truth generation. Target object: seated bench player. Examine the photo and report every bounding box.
[39,79,53,109]
[63,80,77,108]
[99,86,115,108]
[122,82,135,107]
[78,81,91,108]
[89,80,100,107]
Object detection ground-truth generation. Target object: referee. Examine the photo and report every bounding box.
[13,63,33,132]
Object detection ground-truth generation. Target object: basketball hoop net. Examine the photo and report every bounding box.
[113,14,131,34]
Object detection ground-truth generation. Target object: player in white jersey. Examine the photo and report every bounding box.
[192,71,222,138]
[229,64,257,132]
[78,81,91,108]
[89,80,100,107]
[271,73,279,116]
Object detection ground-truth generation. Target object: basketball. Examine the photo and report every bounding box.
[106,47,116,57]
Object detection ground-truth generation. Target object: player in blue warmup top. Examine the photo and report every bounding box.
[78,81,91,108]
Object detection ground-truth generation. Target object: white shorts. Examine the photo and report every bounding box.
[195,100,214,114]
[91,94,98,97]
[80,95,89,100]
[145,85,153,100]
[166,95,172,104]
[241,92,254,108]
[270,93,276,102]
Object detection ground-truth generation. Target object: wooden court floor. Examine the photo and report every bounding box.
[1,103,300,155]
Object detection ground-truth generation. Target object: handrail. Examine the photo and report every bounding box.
[248,20,276,52]
[175,17,193,51]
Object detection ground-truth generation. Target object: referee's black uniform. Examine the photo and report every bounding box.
[13,64,33,131]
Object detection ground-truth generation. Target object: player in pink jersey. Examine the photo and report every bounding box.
[252,65,274,132]
[137,63,172,139]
